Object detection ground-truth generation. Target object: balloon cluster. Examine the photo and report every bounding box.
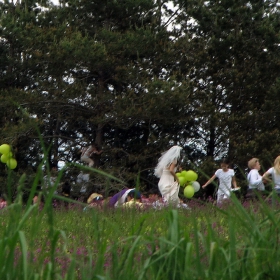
[0,144,17,169]
[176,170,200,198]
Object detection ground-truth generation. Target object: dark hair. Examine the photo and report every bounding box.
[93,196,103,201]
[35,185,42,196]
[62,181,71,195]
[127,190,141,200]
[220,158,230,165]
[93,143,102,151]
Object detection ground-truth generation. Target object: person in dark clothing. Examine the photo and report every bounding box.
[61,181,71,208]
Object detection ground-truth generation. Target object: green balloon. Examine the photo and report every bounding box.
[184,185,195,198]
[185,170,198,182]
[1,153,11,163]
[181,170,188,177]
[178,176,187,187]
[0,144,10,155]
[6,158,17,169]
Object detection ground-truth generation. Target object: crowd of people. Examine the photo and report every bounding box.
[1,143,280,212]
[154,145,280,207]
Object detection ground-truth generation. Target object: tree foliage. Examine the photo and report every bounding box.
[0,0,280,196]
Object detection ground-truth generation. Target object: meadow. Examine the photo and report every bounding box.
[1,169,280,280]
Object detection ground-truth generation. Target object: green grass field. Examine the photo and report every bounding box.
[1,183,280,280]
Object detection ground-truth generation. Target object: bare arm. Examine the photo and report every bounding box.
[168,161,179,183]
[232,176,238,188]
[262,171,272,182]
[80,148,86,156]
[202,174,216,188]
[89,147,103,156]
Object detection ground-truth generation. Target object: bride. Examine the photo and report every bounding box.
[154,146,183,206]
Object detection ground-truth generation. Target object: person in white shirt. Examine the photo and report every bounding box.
[262,155,280,195]
[76,171,90,193]
[246,157,265,199]
[202,158,238,206]
[43,165,59,195]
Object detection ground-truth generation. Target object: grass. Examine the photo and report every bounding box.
[1,168,280,279]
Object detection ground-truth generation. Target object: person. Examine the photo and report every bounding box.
[43,165,59,194]
[80,143,103,167]
[84,193,104,210]
[87,193,103,204]
[0,195,7,210]
[246,157,265,199]
[62,181,71,197]
[61,181,71,208]
[32,186,44,207]
[108,188,135,208]
[76,171,90,201]
[154,145,182,206]
[141,190,160,208]
[122,190,143,209]
[262,155,280,195]
[202,158,238,206]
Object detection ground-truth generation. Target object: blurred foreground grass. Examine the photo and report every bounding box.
[2,122,280,279]
[1,173,280,279]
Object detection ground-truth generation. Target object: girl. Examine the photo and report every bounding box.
[154,145,182,206]
[262,155,280,195]
[202,158,238,206]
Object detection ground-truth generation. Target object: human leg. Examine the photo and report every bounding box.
[159,182,180,206]
[81,156,94,167]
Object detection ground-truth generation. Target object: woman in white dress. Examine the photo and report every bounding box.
[154,146,182,205]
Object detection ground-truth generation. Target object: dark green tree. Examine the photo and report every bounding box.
[172,0,280,173]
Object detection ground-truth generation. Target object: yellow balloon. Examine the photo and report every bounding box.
[0,144,10,155]
[6,158,17,169]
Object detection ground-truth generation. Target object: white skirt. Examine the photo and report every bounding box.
[158,170,179,205]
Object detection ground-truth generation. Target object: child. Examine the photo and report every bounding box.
[246,157,265,199]
[202,158,238,206]
[108,188,130,208]
[122,190,143,209]
[32,186,44,208]
[87,193,103,208]
[0,196,7,209]
[262,155,280,195]
[61,181,71,208]
[83,193,103,211]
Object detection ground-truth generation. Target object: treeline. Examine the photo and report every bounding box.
[0,0,280,194]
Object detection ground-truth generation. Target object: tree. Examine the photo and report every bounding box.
[172,0,280,173]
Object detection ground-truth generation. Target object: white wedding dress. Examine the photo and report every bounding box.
[158,168,180,205]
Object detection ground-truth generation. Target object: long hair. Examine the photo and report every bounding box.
[154,146,182,178]
[274,156,280,174]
